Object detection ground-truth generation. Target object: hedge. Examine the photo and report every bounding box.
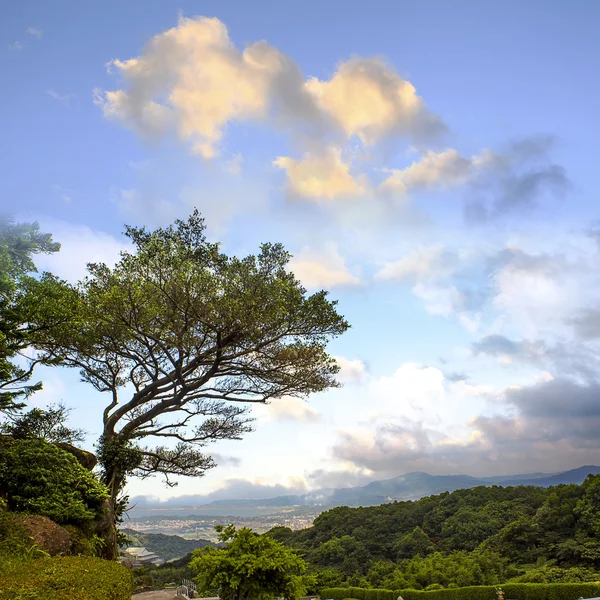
[320,583,600,600]
[0,556,134,600]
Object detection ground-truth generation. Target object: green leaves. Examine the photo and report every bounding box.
[0,216,62,412]
[27,212,348,501]
[190,526,309,600]
[0,437,108,526]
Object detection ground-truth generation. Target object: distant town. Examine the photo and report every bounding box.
[125,507,320,541]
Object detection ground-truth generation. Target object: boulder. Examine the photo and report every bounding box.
[18,515,71,556]
[54,442,98,470]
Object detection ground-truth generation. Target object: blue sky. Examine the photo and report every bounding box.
[3,0,600,502]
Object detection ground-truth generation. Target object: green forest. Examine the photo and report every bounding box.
[262,476,600,591]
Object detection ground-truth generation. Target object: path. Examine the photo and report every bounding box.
[132,590,177,600]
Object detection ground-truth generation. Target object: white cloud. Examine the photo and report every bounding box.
[95,16,293,158]
[46,90,73,107]
[274,148,366,200]
[375,245,457,281]
[334,356,368,384]
[26,27,42,38]
[224,152,244,175]
[381,149,473,194]
[305,57,445,145]
[289,243,360,288]
[256,396,322,424]
[35,220,129,283]
[8,41,24,52]
[95,16,443,166]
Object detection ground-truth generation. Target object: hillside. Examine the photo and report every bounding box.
[265,475,600,590]
[122,528,214,561]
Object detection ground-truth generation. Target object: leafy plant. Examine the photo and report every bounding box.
[0,437,108,525]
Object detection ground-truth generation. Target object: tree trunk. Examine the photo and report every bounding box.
[97,464,122,560]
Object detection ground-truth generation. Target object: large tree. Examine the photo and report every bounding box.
[0,216,60,413]
[31,211,349,558]
[190,525,311,600]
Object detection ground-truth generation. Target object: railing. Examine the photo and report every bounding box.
[176,579,197,599]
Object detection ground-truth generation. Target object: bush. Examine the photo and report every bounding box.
[0,437,108,525]
[0,556,133,600]
[321,583,600,600]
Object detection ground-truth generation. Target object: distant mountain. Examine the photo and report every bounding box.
[498,465,600,487]
[121,528,214,561]
[131,466,600,512]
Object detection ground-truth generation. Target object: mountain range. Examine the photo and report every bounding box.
[131,465,600,510]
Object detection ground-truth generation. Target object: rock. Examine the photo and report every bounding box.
[18,515,71,556]
[54,442,98,470]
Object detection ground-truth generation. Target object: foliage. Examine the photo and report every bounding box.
[0,437,108,525]
[145,552,196,590]
[28,211,348,558]
[512,566,600,583]
[321,584,600,600]
[0,215,61,412]
[0,403,85,443]
[190,524,311,600]
[0,556,133,600]
[273,477,600,589]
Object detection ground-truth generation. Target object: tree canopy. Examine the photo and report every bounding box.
[0,216,60,412]
[28,211,349,557]
[190,525,310,600]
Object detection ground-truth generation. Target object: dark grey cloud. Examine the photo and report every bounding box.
[473,334,521,357]
[211,453,243,468]
[327,375,600,478]
[506,378,600,421]
[570,308,600,340]
[465,135,570,223]
[444,371,470,382]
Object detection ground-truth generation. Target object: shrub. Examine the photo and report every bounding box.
[321,583,600,600]
[0,556,133,600]
[0,437,108,525]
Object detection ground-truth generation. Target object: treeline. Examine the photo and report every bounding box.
[266,476,600,590]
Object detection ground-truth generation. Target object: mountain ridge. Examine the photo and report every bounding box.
[130,465,600,510]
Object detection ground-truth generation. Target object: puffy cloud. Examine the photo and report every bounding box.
[8,41,24,52]
[274,148,366,200]
[381,149,473,194]
[334,356,368,384]
[26,27,42,38]
[305,57,445,145]
[329,376,600,477]
[375,245,458,282]
[289,243,360,288]
[465,137,570,222]
[255,396,322,424]
[95,16,443,162]
[95,16,296,158]
[35,220,130,283]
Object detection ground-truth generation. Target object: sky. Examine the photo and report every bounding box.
[3,0,600,504]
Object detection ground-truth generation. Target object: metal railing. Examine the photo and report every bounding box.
[176,579,197,599]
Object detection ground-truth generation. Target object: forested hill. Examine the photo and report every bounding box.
[266,475,600,590]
